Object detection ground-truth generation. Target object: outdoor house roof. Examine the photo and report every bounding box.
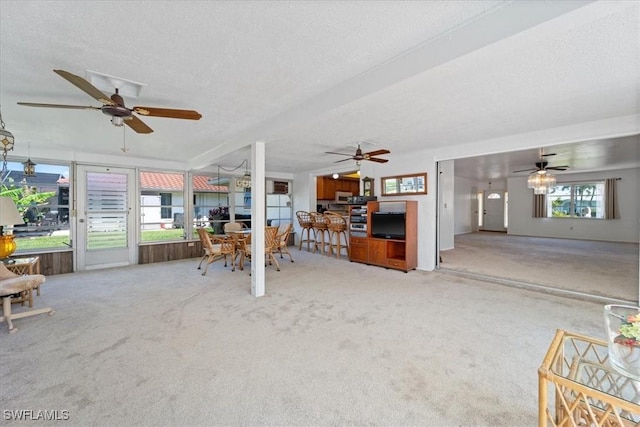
[140,172,226,192]
[5,171,67,187]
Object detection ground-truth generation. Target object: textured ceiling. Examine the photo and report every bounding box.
[0,1,638,179]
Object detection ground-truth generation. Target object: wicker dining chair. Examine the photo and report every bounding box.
[324,211,349,259]
[296,210,315,252]
[264,226,281,271]
[275,223,294,263]
[196,228,237,275]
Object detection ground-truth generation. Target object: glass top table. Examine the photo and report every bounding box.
[539,329,640,426]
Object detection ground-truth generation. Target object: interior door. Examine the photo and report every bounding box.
[76,165,136,270]
[483,190,505,232]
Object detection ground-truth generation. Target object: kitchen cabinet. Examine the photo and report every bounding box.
[316,177,359,200]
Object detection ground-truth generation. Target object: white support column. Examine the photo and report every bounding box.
[251,141,266,297]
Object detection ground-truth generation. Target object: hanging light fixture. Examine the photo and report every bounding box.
[0,106,15,154]
[235,159,251,189]
[527,170,556,194]
[22,142,36,177]
[0,106,15,181]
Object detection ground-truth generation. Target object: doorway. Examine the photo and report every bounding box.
[75,165,137,270]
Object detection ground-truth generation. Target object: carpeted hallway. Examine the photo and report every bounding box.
[440,232,639,303]
[0,249,618,426]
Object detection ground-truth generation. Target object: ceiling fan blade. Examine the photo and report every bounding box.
[513,168,537,173]
[132,106,202,120]
[53,69,113,105]
[334,158,354,163]
[325,151,353,157]
[125,116,153,134]
[541,153,556,157]
[546,166,569,170]
[18,102,101,110]
[367,157,389,163]
[364,149,390,157]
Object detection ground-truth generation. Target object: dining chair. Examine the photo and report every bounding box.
[223,222,248,234]
[275,223,294,263]
[196,228,237,275]
[264,226,281,271]
[235,232,252,271]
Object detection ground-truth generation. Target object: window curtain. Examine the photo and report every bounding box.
[532,193,546,218]
[604,178,620,219]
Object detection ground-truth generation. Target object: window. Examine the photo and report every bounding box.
[381,173,427,196]
[139,171,185,241]
[267,194,292,227]
[4,162,71,252]
[547,182,604,219]
[193,173,228,235]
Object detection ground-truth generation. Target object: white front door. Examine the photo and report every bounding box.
[76,165,136,270]
[483,190,505,232]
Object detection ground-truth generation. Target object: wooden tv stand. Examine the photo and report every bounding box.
[349,200,417,272]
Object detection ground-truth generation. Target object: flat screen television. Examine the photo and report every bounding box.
[371,212,405,239]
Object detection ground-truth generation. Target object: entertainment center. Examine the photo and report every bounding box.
[348,200,417,272]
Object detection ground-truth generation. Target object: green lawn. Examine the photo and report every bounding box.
[15,228,205,251]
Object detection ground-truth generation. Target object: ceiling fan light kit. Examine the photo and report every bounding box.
[17,69,202,135]
[527,170,556,194]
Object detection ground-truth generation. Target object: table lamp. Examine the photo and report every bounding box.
[0,196,24,260]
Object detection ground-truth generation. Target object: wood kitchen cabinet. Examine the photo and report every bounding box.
[316,177,359,200]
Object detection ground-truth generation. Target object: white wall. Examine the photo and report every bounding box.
[439,160,455,250]
[508,167,639,243]
[454,176,474,235]
[359,149,438,271]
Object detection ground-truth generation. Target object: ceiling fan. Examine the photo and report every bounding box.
[325,144,390,164]
[513,153,569,173]
[17,69,202,134]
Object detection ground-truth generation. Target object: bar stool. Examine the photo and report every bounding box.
[296,211,315,252]
[324,211,349,259]
[310,212,330,254]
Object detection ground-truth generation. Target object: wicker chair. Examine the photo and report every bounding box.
[0,262,52,333]
[264,226,281,271]
[196,228,238,275]
[310,212,330,254]
[235,232,252,271]
[324,211,349,259]
[296,211,315,252]
[223,222,248,233]
[275,223,294,263]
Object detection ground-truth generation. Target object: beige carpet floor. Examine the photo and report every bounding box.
[0,249,614,426]
[440,232,639,303]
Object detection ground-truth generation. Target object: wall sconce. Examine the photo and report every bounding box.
[332,173,339,179]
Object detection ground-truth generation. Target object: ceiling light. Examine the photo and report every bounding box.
[527,170,556,194]
[332,173,339,179]
[23,158,36,177]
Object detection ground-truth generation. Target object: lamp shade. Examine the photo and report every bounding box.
[0,196,24,228]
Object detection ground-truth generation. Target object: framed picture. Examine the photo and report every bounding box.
[362,177,374,196]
